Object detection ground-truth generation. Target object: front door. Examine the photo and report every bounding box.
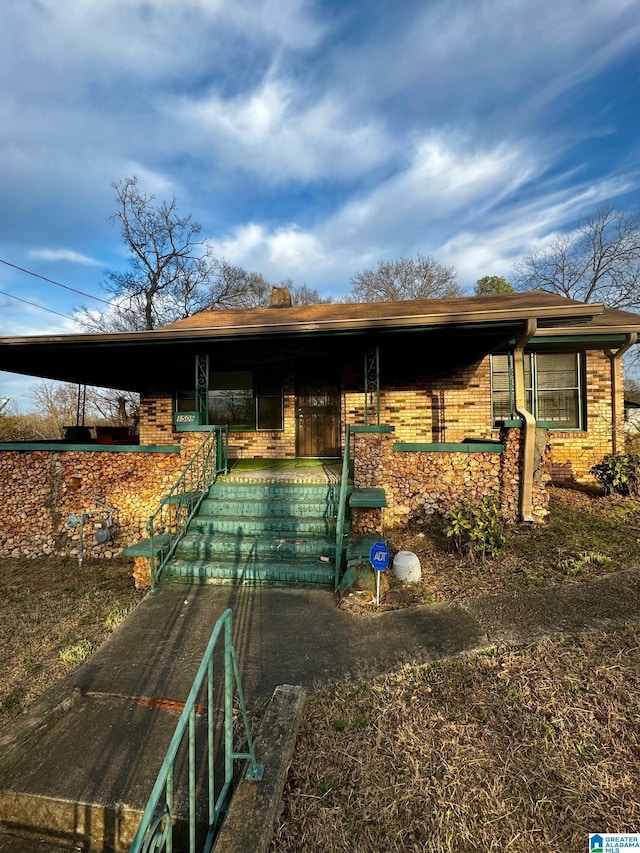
[296,368,340,457]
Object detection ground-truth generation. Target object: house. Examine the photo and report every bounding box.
[0,288,638,585]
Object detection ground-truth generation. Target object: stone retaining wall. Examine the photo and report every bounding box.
[351,427,551,533]
[0,433,205,560]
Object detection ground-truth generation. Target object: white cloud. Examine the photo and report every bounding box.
[169,77,395,183]
[212,223,327,280]
[320,134,538,255]
[439,175,640,287]
[29,249,101,266]
[3,0,325,81]
[207,132,640,295]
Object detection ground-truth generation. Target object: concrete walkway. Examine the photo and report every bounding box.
[1,568,639,852]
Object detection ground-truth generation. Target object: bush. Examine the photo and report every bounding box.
[590,453,640,495]
[445,495,506,561]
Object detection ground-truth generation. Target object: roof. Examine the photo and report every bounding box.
[0,290,638,392]
[160,289,602,334]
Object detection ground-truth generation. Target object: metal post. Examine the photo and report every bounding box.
[197,354,209,425]
[364,348,380,426]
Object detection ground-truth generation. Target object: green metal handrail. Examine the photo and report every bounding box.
[147,426,229,591]
[334,426,352,589]
[129,608,264,853]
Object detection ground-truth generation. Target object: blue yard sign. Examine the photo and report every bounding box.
[370,541,390,572]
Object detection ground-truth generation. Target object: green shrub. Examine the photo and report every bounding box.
[445,495,506,561]
[590,453,640,495]
[59,640,95,668]
[104,605,132,631]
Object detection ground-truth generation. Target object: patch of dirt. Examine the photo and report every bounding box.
[0,556,143,722]
[339,485,640,616]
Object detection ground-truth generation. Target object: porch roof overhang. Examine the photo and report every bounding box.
[0,290,637,393]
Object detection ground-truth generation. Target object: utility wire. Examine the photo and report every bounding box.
[0,288,78,323]
[0,257,112,305]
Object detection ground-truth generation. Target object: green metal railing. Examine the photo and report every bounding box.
[334,425,353,589]
[129,608,264,853]
[147,426,229,591]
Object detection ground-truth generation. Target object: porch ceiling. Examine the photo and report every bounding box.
[0,322,527,392]
[0,290,638,393]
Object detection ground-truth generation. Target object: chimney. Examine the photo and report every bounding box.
[269,286,292,308]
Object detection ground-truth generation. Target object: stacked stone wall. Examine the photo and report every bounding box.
[0,434,207,560]
[350,427,550,533]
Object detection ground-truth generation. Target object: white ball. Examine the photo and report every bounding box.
[393,551,421,583]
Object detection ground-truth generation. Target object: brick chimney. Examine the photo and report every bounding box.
[269,286,292,308]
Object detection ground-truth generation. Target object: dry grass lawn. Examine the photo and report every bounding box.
[274,627,640,853]
[0,556,142,722]
[342,485,640,613]
[276,486,640,851]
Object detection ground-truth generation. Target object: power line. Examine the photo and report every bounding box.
[0,288,77,323]
[0,257,112,305]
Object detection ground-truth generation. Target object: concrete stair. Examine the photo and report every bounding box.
[165,480,348,587]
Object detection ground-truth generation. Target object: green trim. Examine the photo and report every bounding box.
[349,488,387,508]
[349,425,395,433]
[122,535,173,558]
[393,442,504,453]
[0,442,180,453]
[494,419,564,430]
[532,334,628,345]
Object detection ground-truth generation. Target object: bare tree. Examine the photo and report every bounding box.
[290,282,333,305]
[514,206,640,310]
[349,254,460,302]
[93,176,222,330]
[27,382,138,438]
[208,261,272,308]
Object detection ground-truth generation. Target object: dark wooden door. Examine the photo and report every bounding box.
[296,369,340,457]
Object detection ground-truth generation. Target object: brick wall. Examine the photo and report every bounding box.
[139,393,176,445]
[138,347,619,483]
[343,356,492,444]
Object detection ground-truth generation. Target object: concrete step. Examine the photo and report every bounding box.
[198,496,335,518]
[174,532,337,561]
[188,513,336,537]
[0,695,215,853]
[165,558,335,586]
[210,481,343,501]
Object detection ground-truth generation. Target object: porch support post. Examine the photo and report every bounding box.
[513,319,537,523]
[606,332,637,454]
[364,347,380,426]
[196,354,209,425]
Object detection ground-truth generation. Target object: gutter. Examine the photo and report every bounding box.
[606,332,637,453]
[513,319,537,523]
[0,303,604,348]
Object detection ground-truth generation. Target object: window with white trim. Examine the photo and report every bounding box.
[491,352,584,430]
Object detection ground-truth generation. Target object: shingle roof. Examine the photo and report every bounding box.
[160,290,607,333]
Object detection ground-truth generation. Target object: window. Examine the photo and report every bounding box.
[209,371,254,429]
[176,366,283,430]
[491,352,584,430]
[256,368,284,430]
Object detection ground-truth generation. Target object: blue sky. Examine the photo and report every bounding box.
[1,0,640,407]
